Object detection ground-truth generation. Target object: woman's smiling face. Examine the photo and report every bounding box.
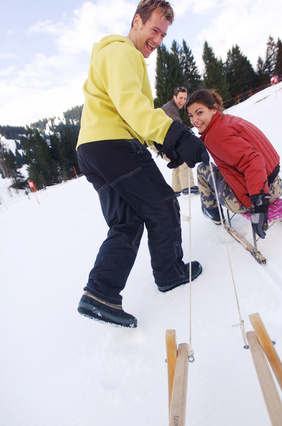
[187,102,217,133]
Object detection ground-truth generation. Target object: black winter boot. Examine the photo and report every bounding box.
[78,291,137,328]
[157,261,202,292]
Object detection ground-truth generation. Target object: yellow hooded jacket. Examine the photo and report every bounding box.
[76,35,172,149]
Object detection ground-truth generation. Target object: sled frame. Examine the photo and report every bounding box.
[224,198,282,264]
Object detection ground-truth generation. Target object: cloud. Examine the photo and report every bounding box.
[0,52,18,60]
[172,0,219,15]
[196,0,282,67]
[0,70,86,126]
[0,66,17,78]
[28,0,135,56]
[1,0,138,125]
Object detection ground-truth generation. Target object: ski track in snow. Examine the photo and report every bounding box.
[1,83,282,426]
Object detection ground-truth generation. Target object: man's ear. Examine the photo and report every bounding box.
[132,13,141,29]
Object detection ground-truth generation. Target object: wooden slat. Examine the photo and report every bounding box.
[166,330,177,409]
[249,313,282,390]
[169,343,189,426]
[247,331,282,426]
[223,223,266,264]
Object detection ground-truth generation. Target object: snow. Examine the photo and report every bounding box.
[1,83,282,426]
[0,136,19,156]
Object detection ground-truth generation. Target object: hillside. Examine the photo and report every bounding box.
[1,82,282,426]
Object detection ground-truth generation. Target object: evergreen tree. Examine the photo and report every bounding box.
[49,133,63,172]
[15,149,24,169]
[57,125,79,176]
[30,118,48,132]
[202,41,229,100]
[256,56,269,87]
[154,43,183,107]
[0,141,13,179]
[154,39,202,109]
[0,141,24,186]
[167,46,184,93]
[155,44,171,107]
[0,126,26,139]
[275,38,282,77]
[21,128,59,187]
[264,35,277,78]
[225,45,256,98]
[63,105,83,126]
[179,40,202,93]
[170,39,181,59]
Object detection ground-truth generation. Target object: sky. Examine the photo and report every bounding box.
[1,0,282,126]
[1,83,282,425]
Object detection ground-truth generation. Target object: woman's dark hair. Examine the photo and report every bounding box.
[185,89,224,115]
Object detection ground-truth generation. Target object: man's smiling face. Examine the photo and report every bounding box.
[174,91,187,109]
[132,10,169,58]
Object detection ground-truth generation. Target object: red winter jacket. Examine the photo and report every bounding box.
[199,111,280,207]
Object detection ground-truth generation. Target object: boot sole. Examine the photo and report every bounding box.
[77,302,137,328]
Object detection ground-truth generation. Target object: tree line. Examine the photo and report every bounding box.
[0,107,82,190]
[0,36,281,191]
[154,35,282,117]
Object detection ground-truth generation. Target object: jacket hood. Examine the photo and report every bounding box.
[91,35,133,58]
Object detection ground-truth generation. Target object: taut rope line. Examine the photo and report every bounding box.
[209,161,249,349]
[187,168,195,361]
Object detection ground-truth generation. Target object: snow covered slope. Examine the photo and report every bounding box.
[1,83,282,426]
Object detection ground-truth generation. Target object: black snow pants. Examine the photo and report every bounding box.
[77,139,187,304]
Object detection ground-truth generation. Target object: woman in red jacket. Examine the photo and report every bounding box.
[186,89,282,239]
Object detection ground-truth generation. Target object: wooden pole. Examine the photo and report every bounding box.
[249,313,282,390]
[247,331,282,426]
[169,343,189,426]
[166,330,177,409]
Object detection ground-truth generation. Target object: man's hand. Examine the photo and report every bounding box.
[161,121,209,169]
[153,142,184,168]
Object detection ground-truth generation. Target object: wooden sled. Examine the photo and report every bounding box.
[166,330,190,426]
[247,313,282,425]
[224,198,282,264]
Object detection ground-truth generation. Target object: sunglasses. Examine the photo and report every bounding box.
[174,87,187,96]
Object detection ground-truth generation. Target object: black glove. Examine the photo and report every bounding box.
[153,142,184,168]
[162,121,209,169]
[167,154,184,169]
[250,193,270,239]
[176,132,209,168]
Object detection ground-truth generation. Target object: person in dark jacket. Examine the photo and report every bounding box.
[161,87,199,196]
[186,89,282,239]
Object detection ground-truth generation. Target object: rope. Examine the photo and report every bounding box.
[209,161,249,349]
[187,169,195,361]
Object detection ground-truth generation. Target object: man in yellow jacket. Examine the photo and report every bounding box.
[76,0,208,328]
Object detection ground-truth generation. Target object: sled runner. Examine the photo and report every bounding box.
[224,198,282,264]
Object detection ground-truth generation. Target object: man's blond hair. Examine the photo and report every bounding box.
[131,0,174,27]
